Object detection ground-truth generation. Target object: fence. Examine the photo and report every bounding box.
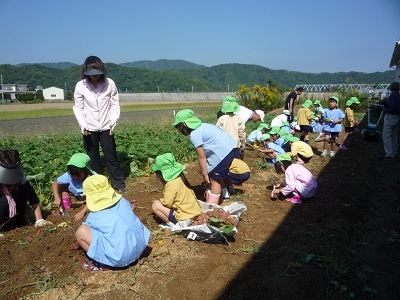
[119,92,234,102]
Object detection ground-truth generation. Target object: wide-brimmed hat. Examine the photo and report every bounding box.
[83,174,122,212]
[269,126,280,135]
[257,123,270,131]
[152,153,185,182]
[172,109,202,130]
[346,100,353,107]
[302,99,313,108]
[83,68,105,76]
[350,97,360,104]
[279,128,288,137]
[282,121,290,126]
[282,110,291,116]
[221,96,240,113]
[283,134,300,144]
[260,133,271,141]
[314,100,321,106]
[0,160,24,185]
[329,96,339,104]
[67,153,91,170]
[276,153,292,162]
[255,110,265,122]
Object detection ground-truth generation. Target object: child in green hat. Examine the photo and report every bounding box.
[340,97,360,150]
[258,133,285,164]
[173,109,237,204]
[216,96,246,158]
[284,134,314,164]
[151,153,201,227]
[272,154,317,204]
[321,97,345,158]
[296,99,313,143]
[52,153,95,220]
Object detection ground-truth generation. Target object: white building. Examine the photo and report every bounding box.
[43,86,64,101]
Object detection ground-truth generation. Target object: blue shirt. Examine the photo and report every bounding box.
[323,108,345,132]
[84,198,150,267]
[190,123,236,173]
[57,171,95,199]
[273,137,285,149]
[266,142,285,156]
[247,130,262,143]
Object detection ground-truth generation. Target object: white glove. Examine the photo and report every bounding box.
[315,117,319,122]
[35,219,54,228]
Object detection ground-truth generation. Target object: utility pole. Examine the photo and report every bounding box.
[1,75,4,103]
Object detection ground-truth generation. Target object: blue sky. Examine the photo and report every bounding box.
[0,0,399,73]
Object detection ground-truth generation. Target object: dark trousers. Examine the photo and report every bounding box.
[83,130,125,190]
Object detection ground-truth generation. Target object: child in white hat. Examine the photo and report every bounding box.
[76,174,150,271]
[151,153,201,227]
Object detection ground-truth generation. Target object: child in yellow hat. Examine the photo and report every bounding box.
[151,153,201,227]
[76,174,150,271]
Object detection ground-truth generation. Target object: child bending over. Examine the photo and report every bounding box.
[272,154,318,204]
[76,174,150,271]
[52,153,95,221]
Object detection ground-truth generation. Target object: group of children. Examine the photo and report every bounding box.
[1,94,360,271]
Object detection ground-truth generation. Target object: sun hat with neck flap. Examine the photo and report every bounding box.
[276,153,292,162]
[83,174,122,212]
[221,96,240,113]
[152,153,185,182]
[172,109,202,130]
[67,153,92,171]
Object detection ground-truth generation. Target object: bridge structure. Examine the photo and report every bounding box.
[294,83,390,93]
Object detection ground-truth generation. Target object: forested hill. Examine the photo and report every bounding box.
[0,61,395,92]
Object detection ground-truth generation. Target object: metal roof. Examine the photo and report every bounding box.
[389,39,400,68]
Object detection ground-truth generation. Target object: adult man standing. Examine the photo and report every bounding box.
[382,82,400,160]
[285,87,304,122]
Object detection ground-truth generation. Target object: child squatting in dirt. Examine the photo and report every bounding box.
[52,153,95,221]
[75,174,150,271]
[272,153,318,204]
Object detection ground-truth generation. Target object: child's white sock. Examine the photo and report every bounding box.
[221,188,229,198]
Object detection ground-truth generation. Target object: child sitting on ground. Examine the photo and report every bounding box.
[151,153,201,226]
[340,97,360,150]
[76,174,150,271]
[258,133,285,164]
[321,97,345,158]
[272,153,318,204]
[52,153,95,221]
[284,134,314,164]
[297,99,313,143]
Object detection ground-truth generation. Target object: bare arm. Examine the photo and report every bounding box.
[195,146,209,183]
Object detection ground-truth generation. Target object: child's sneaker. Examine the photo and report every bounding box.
[321,149,327,157]
[227,185,236,195]
[339,144,348,150]
[82,260,109,271]
[330,150,335,158]
[285,195,302,204]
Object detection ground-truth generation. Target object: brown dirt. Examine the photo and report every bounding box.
[1,109,400,300]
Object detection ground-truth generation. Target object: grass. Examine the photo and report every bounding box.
[0,101,221,120]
